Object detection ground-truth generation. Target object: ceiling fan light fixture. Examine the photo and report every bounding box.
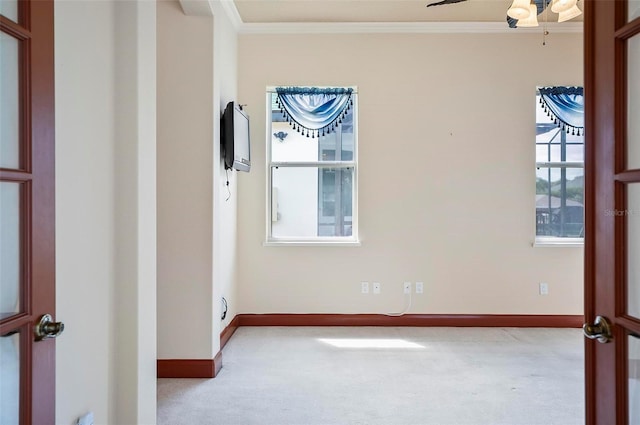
[557,4,582,21]
[551,0,577,14]
[507,0,532,20]
[517,4,539,27]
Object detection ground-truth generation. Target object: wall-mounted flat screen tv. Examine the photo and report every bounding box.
[221,101,251,172]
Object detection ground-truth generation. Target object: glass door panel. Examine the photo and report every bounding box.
[0,0,18,22]
[0,32,20,169]
[629,35,640,169]
[0,331,21,425]
[0,182,21,317]
[630,335,640,424]
[631,0,640,22]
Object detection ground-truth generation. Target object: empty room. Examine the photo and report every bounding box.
[5,0,639,424]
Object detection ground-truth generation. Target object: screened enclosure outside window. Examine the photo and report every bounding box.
[267,87,358,243]
[535,87,584,243]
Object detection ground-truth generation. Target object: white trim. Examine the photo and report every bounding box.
[266,89,359,243]
[264,240,362,247]
[178,0,214,17]
[271,161,355,168]
[533,237,584,247]
[536,161,584,168]
[238,21,583,35]
[219,0,243,30]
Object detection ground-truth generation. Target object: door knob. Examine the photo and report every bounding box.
[583,315,612,343]
[34,314,64,341]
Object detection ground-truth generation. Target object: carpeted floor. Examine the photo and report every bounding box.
[157,326,584,425]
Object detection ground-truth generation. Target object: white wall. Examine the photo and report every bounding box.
[56,0,156,423]
[113,1,157,423]
[211,1,239,340]
[157,0,238,360]
[237,32,584,315]
[55,1,115,422]
[157,0,215,359]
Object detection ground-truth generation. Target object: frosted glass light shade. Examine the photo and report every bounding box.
[518,4,539,27]
[558,4,582,21]
[551,0,577,13]
[507,0,532,19]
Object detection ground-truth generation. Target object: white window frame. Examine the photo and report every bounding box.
[265,86,360,246]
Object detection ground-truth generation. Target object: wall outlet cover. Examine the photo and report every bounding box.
[415,282,424,294]
[361,281,369,294]
[539,282,549,295]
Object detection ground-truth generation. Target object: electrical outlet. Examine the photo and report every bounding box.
[361,281,369,294]
[415,281,424,294]
[403,282,411,294]
[373,282,381,294]
[539,282,549,295]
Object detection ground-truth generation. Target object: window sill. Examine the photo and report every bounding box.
[533,238,584,247]
[264,239,361,247]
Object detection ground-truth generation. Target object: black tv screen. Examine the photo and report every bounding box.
[221,101,251,172]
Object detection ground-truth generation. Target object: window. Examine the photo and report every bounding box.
[535,87,584,245]
[267,87,358,244]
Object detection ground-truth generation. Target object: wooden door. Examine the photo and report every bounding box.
[0,0,57,423]
[584,0,640,423]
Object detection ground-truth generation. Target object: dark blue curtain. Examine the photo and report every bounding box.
[275,87,353,138]
[538,86,584,136]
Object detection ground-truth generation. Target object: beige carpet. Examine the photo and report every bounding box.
[157,326,584,425]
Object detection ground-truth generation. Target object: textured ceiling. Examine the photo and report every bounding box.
[232,0,583,24]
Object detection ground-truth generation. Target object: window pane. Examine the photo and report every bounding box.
[0,0,18,23]
[271,92,354,163]
[318,168,353,237]
[0,331,20,425]
[272,166,318,238]
[271,166,353,238]
[1,32,20,169]
[318,112,354,162]
[630,0,640,22]
[536,144,584,163]
[536,167,584,237]
[271,120,319,163]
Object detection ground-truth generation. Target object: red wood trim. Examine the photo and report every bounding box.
[157,352,223,379]
[235,314,584,328]
[614,16,640,40]
[615,169,640,183]
[0,170,32,181]
[213,351,222,377]
[220,315,240,350]
[0,16,32,40]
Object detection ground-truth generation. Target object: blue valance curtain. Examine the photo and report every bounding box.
[538,86,584,136]
[275,87,353,138]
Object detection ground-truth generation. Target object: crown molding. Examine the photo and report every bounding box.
[237,21,583,35]
[178,0,214,17]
